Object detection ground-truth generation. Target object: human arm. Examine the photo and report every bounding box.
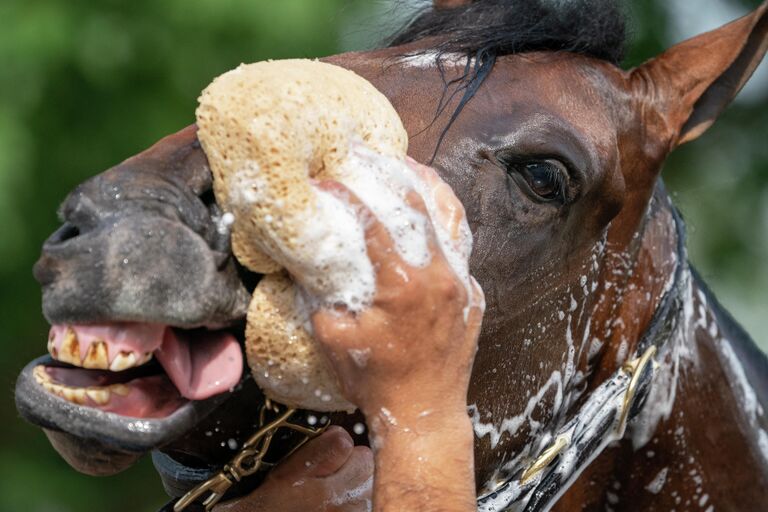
[311,168,484,512]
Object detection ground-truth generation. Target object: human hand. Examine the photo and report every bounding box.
[311,164,484,424]
[213,426,372,512]
[310,161,483,511]
[309,160,483,511]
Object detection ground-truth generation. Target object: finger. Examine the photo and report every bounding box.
[435,181,468,242]
[270,426,354,479]
[309,308,372,404]
[466,276,486,332]
[403,189,442,261]
[212,490,265,512]
[212,496,249,511]
[332,445,374,482]
[405,156,438,182]
[469,275,486,311]
[406,158,469,243]
[311,308,358,346]
[327,446,374,506]
[315,180,404,274]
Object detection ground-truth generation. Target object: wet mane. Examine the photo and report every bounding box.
[387,0,628,160]
[389,0,627,64]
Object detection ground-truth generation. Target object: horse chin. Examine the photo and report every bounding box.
[42,428,145,476]
[13,321,250,475]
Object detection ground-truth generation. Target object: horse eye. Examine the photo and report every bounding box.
[520,160,566,201]
[496,152,570,204]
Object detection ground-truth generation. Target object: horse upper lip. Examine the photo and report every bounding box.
[32,255,59,287]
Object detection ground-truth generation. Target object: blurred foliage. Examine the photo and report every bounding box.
[0,1,765,511]
[0,1,366,510]
[624,0,768,343]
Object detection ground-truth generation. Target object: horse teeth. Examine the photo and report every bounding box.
[86,388,111,405]
[33,365,50,385]
[82,341,109,369]
[110,383,130,396]
[137,352,153,365]
[109,352,137,371]
[35,365,117,406]
[61,387,88,405]
[38,379,58,396]
[56,327,82,366]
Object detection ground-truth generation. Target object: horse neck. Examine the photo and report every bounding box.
[470,184,768,506]
[469,185,680,488]
[555,188,768,511]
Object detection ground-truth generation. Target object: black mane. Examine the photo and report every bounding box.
[387,0,627,161]
[390,0,627,64]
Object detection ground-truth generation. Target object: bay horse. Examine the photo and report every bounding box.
[15,0,768,510]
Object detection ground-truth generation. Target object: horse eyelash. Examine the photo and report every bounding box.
[541,165,567,201]
[499,156,569,203]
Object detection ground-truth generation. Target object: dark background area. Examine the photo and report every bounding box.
[0,1,765,510]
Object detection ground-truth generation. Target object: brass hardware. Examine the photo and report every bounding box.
[617,345,657,433]
[174,400,328,511]
[516,346,656,487]
[520,433,570,485]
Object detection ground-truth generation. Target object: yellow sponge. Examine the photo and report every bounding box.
[196,59,472,412]
[197,59,407,276]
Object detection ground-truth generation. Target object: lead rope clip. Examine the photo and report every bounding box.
[174,400,328,511]
[517,345,657,488]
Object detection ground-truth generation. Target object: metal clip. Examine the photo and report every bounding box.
[617,345,657,433]
[174,401,328,511]
[173,470,239,511]
[520,433,570,485]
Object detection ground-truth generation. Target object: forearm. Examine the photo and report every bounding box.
[367,405,476,512]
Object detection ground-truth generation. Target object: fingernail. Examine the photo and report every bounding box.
[316,180,348,198]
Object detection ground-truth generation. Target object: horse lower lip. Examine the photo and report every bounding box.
[15,355,239,453]
[34,364,187,419]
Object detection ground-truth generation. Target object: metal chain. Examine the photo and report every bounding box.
[174,399,329,511]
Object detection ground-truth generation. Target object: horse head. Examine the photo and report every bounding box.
[15,0,768,509]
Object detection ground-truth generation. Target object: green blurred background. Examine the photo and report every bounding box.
[0,1,765,510]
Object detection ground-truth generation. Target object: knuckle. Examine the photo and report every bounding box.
[434,273,462,301]
[312,321,337,345]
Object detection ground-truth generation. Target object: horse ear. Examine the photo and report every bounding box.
[633,1,768,146]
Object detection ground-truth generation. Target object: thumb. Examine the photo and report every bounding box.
[270,426,355,479]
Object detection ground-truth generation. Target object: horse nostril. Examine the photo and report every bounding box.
[45,222,81,246]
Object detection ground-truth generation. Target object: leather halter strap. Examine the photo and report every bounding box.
[155,205,687,512]
[477,205,687,512]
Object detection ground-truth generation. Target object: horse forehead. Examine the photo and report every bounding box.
[328,49,623,145]
[492,53,623,121]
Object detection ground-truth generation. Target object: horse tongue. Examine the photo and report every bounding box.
[155,328,243,400]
